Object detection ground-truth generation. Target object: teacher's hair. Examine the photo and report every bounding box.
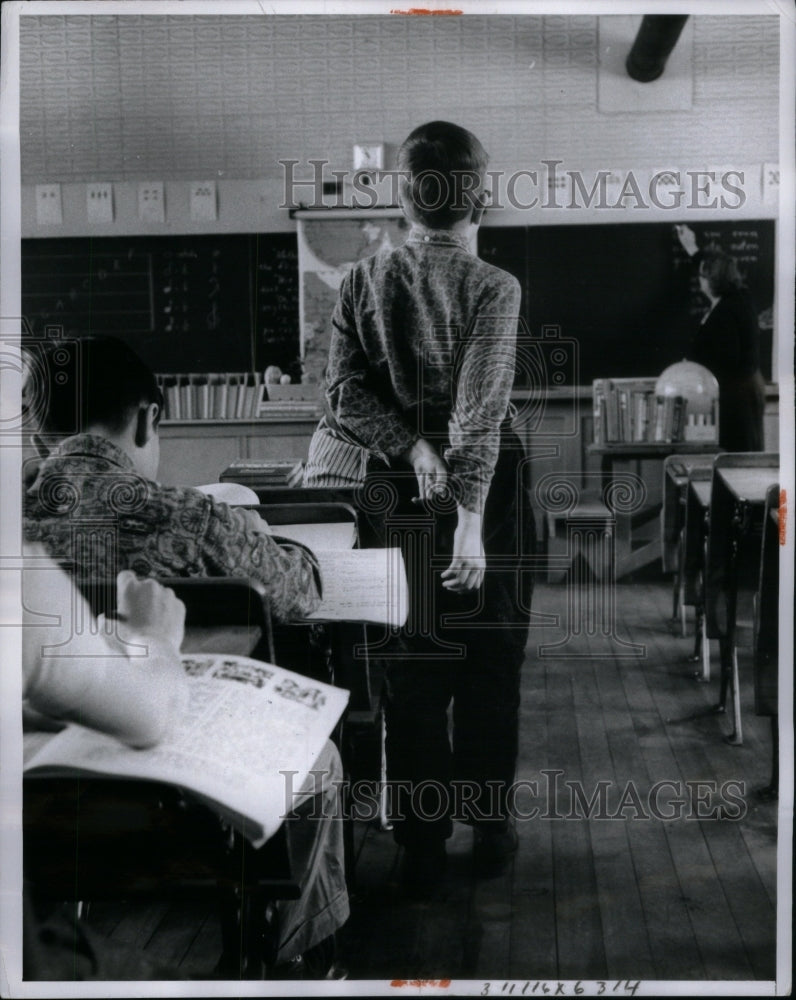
[699,250,744,298]
[397,120,488,229]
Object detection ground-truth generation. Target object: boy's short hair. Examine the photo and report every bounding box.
[30,336,163,437]
[397,120,488,229]
[699,251,744,298]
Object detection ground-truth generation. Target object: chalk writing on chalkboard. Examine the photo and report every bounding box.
[252,234,300,379]
[479,219,774,384]
[21,246,154,335]
[155,247,226,339]
[22,234,302,376]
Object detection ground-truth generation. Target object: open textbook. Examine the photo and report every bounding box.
[24,655,349,847]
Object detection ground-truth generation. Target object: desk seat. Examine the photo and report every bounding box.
[24,777,299,978]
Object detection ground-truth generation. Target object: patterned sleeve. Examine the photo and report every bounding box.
[325,268,418,461]
[445,270,521,514]
[200,500,322,622]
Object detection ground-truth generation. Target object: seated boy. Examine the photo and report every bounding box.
[24,336,320,623]
[22,549,348,979]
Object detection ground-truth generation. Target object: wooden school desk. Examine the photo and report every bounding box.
[683,473,714,680]
[589,442,719,578]
[755,484,780,798]
[704,455,779,745]
[661,452,721,633]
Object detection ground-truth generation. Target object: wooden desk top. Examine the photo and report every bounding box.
[690,480,713,509]
[717,467,779,506]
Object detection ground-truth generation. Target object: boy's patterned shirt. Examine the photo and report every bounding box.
[325,225,521,514]
[24,434,321,622]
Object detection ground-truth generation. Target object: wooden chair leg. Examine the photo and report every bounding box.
[690,606,702,659]
[726,643,743,746]
[717,636,731,712]
[699,614,710,682]
[218,890,277,980]
[760,716,779,798]
[378,708,392,833]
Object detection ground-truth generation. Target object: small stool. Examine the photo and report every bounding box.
[546,498,614,583]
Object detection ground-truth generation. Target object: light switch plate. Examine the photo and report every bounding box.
[138,181,165,222]
[190,181,217,220]
[87,183,113,223]
[35,184,63,225]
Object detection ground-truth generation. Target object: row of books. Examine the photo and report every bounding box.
[156,372,266,421]
[592,378,719,445]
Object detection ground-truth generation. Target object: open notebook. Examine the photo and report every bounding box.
[194,487,408,627]
[271,521,408,628]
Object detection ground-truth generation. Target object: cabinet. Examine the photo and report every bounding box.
[158,409,320,487]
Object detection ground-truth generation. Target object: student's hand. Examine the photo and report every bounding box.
[675,224,699,257]
[402,437,448,502]
[115,571,186,655]
[441,509,486,592]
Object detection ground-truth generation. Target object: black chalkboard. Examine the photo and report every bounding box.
[251,233,301,381]
[478,219,775,384]
[21,234,300,377]
[22,221,775,386]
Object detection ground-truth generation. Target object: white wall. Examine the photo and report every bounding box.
[19,12,780,235]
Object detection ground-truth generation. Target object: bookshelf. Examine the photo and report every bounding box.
[592,377,719,447]
[156,373,318,422]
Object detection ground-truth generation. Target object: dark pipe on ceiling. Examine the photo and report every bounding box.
[625,15,690,82]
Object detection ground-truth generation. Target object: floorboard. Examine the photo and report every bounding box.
[73,580,780,985]
[507,663,557,980]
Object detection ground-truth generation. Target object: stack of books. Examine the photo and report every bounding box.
[592,378,718,446]
[219,458,304,489]
[156,373,266,421]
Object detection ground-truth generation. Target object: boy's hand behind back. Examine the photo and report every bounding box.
[441,509,486,592]
[403,437,448,502]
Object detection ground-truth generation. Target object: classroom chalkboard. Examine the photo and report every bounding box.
[21,234,300,378]
[22,221,775,387]
[477,219,775,384]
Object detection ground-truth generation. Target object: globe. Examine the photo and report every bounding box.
[655,360,718,416]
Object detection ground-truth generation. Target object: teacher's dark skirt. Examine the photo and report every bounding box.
[718,371,766,452]
[359,426,535,849]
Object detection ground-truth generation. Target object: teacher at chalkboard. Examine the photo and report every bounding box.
[675,224,765,452]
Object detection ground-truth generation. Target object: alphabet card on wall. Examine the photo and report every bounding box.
[86,183,113,223]
[138,181,165,222]
[190,181,217,221]
[35,184,62,226]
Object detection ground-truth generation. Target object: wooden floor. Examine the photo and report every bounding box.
[85,579,780,983]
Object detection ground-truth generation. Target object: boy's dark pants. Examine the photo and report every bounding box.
[361,429,534,850]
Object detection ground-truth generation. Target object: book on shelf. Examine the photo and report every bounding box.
[24,655,350,847]
[592,377,717,446]
[157,372,267,421]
